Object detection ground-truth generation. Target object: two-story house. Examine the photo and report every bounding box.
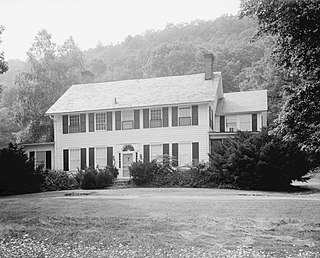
[24,54,268,177]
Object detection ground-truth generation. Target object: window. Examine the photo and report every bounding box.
[96,147,107,168]
[151,144,162,161]
[226,116,237,132]
[239,115,251,131]
[179,107,191,126]
[122,110,133,129]
[69,115,80,133]
[70,149,80,171]
[96,113,106,130]
[180,143,192,165]
[150,109,162,128]
[35,151,46,167]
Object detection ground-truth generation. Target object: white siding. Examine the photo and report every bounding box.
[54,103,210,171]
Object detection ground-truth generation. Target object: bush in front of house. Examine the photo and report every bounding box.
[75,165,118,189]
[129,157,215,187]
[209,129,311,190]
[130,130,311,190]
[0,143,41,196]
[38,169,79,192]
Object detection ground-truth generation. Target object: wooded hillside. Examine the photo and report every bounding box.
[0,14,278,146]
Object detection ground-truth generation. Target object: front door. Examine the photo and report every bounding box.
[122,153,133,177]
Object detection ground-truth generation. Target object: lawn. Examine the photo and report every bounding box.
[1,178,320,257]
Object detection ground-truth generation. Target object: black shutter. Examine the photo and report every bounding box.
[162,107,168,127]
[143,109,149,128]
[107,112,112,131]
[81,148,86,170]
[134,110,140,129]
[192,105,198,125]
[63,149,69,171]
[29,151,35,168]
[63,115,68,134]
[143,145,150,162]
[163,144,169,164]
[89,147,95,168]
[80,114,86,132]
[220,116,225,132]
[107,147,113,167]
[89,113,94,132]
[192,142,199,165]
[45,151,51,170]
[252,114,257,132]
[163,143,169,156]
[115,111,121,130]
[172,143,178,167]
[172,107,178,127]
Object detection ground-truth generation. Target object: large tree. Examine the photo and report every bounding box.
[240,0,320,157]
[14,30,85,143]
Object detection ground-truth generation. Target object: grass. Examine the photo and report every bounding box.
[1,177,320,257]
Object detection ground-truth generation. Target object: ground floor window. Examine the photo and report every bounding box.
[70,149,80,171]
[35,151,46,167]
[179,143,192,165]
[96,147,107,168]
[151,144,162,161]
[30,150,51,170]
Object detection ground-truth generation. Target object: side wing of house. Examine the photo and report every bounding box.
[23,143,55,170]
[210,89,268,140]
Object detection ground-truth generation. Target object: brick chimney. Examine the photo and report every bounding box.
[204,53,214,80]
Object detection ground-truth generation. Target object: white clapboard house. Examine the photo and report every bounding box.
[24,54,268,177]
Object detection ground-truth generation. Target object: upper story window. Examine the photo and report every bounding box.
[122,110,133,130]
[96,113,106,130]
[69,115,80,133]
[179,107,191,126]
[150,108,162,128]
[226,116,237,132]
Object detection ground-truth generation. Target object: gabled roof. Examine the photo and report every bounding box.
[46,72,221,115]
[216,90,268,115]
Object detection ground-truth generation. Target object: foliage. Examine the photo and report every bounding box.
[240,0,320,159]
[83,15,263,93]
[276,81,320,161]
[0,25,8,75]
[14,30,87,143]
[210,130,310,190]
[75,166,117,189]
[38,169,79,192]
[240,0,320,79]
[130,158,218,188]
[0,143,41,196]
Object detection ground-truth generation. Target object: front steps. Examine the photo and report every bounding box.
[111,178,132,189]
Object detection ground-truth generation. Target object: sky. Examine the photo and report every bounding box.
[0,0,240,61]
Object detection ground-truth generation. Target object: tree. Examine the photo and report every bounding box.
[0,143,41,196]
[240,0,320,157]
[14,30,85,143]
[0,25,8,75]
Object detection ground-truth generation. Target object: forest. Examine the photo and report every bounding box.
[0,14,281,147]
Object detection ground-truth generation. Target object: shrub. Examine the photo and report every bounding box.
[75,165,117,189]
[129,155,175,186]
[39,169,79,191]
[209,129,311,190]
[0,143,41,196]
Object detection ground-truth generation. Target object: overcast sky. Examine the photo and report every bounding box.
[1,0,240,61]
